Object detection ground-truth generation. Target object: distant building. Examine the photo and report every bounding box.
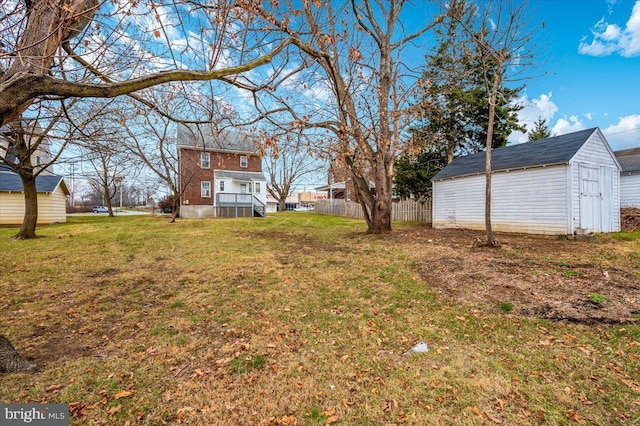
[177,124,267,218]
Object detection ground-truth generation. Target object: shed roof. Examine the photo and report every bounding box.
[614,147,640,173]
[177,123,259,154]
[433,128,600,181]
[0,171,70,195]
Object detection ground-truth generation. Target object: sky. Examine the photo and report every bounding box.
[507,0,640,149]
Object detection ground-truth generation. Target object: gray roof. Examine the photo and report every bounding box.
[614,147,640,173]
[215,170,266,181]
[177,123,259,154]
[433,128,600,181]
[0,171,69,194]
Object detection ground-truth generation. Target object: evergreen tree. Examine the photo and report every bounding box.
[394,148,448,200]
[395,11,524,199]
[527,116,552,141]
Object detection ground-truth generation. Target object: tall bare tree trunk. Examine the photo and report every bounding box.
[484,67,501,246]
[13,174,38,239]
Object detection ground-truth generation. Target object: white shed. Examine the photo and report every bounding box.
[432,128,620,235]
[0,170,70,225]
[614,147,640,208]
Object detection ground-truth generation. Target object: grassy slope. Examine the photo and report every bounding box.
[0,213,638,425]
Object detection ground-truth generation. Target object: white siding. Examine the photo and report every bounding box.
[433,174,485,229]
[0,188,67,225]
[434,166,570,234]
[570,131,621,232]
[620,173,640,207]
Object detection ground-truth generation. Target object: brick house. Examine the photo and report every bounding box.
[177,124,267,218]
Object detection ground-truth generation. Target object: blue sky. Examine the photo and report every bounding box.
[508,0,640,149]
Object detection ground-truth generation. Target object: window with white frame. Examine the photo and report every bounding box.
[201,181,211,198]
[201,152,210,169]
[240,155,248,168]
[254,182,260,193]
[219,181,225,191]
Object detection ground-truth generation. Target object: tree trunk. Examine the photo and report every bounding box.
[368,198,392,234]
[13,174,38,239]
[170,196,180,223]
[279,199,286,212]
[484,67,501,246]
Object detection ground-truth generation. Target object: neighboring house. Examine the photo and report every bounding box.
[177,124,267,218]
[432,128,621,235]
[0,168,70,225]
[0,120,55,176]
[0,121,67,225]
[614,147,640,208]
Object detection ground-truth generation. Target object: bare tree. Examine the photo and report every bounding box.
[0,101,78,239]
[0,0,295,127]
[237,1,448,233]
[456,0,536,245]
[263,131,324,212]
[70,101,143,216]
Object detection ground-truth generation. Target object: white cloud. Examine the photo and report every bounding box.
[508,92,559,143]
[578,1,640,57]
[552,116,587,136]
[602,114,640,149]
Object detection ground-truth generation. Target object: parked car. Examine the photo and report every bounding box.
[92,206,108,213]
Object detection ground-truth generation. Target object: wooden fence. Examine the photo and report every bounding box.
[315,199,432,223]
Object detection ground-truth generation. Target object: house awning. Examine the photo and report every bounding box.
[214,170,266,182]
[315,181,346,191]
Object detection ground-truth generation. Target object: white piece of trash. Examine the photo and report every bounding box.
[403,341,429,356]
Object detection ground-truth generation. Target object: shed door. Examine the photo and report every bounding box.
[600,167,615,232]
[579,165,601,232]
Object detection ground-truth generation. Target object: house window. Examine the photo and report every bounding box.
[201,181,211,198]
[240,183,247,194]
[240,155,248,168]
[254,182,260,193]
[219,181,225,191]
[201,152,210,169]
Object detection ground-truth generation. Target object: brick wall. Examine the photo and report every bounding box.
[179,148,262,206]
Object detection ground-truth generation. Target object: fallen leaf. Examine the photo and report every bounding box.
[326,415,339,425]
[324,407,336,416]
[114,391,133,399]
[46,384,64,392]
[107,404,122,415]
[484,411,502,424]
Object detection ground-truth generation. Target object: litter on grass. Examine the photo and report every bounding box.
[403,341,429,355]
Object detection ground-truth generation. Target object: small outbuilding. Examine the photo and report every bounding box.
[614,147,640,208]
[432,128,620,235]
[0,170,70,225]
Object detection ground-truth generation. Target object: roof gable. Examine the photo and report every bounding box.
[177,123,259,154]
[433,128,599,181]
[0,171,69,195]
[614,147,640,173]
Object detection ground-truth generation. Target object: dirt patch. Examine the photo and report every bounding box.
[622,207,640,231]
[389,228,640,324]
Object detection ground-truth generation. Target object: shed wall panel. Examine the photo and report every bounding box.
[620,174,640,207]
[0,189,67,225]
[434,166,570,234]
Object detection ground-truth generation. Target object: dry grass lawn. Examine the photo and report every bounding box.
[0,213,638,425]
